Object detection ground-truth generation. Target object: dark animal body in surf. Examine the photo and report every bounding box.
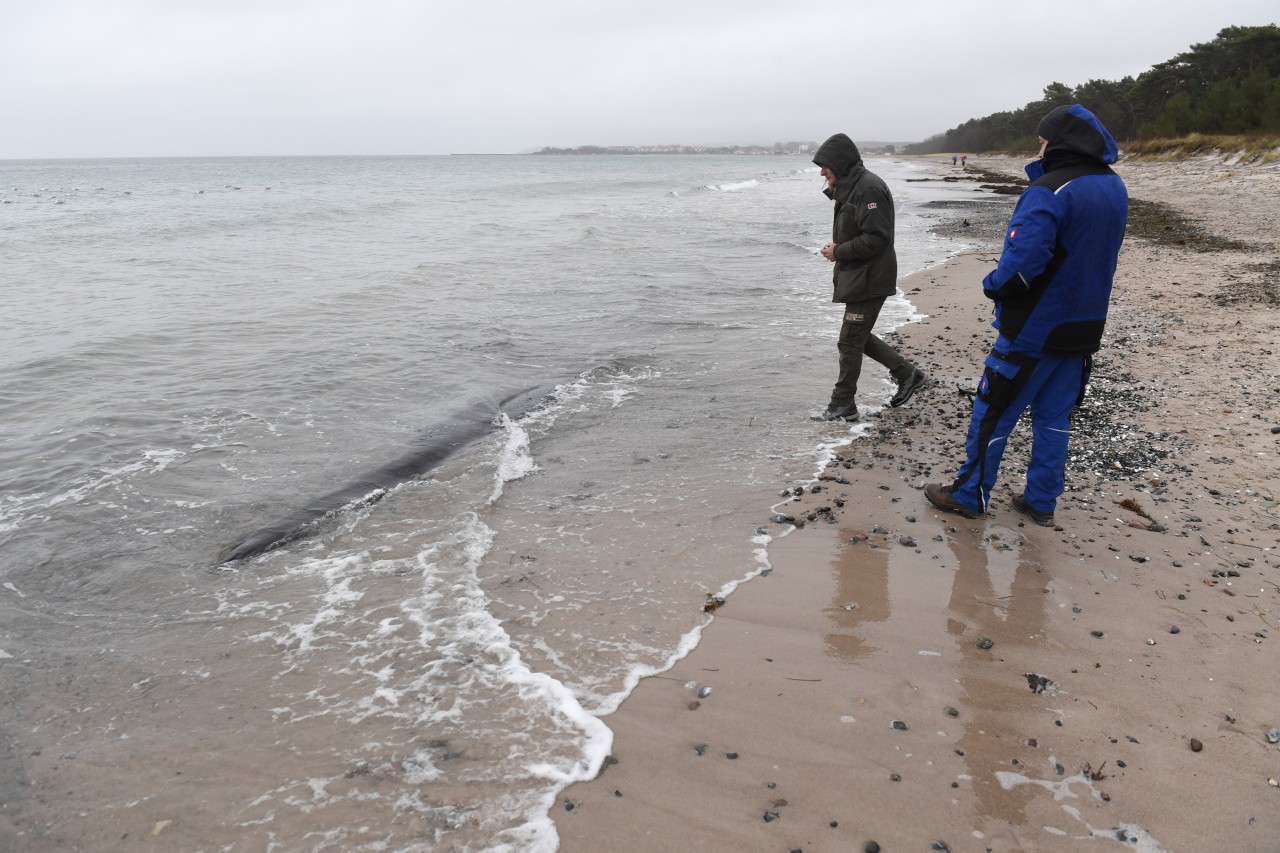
[217,369,602,565]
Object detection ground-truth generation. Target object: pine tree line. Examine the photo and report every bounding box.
[904,25,1280,154]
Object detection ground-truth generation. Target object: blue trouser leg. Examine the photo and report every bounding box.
[1022,357,1085,513]
[951,346,1085,514]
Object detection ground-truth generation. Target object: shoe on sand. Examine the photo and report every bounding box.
[1011,493,1055,527]
[890,368,927,408]
[924,482,983,519]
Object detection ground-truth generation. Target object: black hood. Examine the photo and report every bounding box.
[1037,104,1119,172]
[813,133,863,178]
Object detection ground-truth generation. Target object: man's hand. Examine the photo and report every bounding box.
[821,242,837,262]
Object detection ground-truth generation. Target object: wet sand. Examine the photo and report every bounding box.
[553,153,1280,851]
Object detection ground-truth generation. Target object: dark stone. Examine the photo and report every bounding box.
[564,801,574,811]
[977,637,994,649]
[1091,630,1105,638]
[693,743,707,756]
[890,773,902,782]
[1189,738,1203,752]
[891,720,909,731]
[865,843,881,853]
[1025,673,1053,693]
[762,810,779,822]
[726,752,739,759]
[945,706,959,717]
[1170,625,1181,634]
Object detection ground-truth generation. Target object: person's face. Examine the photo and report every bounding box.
[820,166,837,186]
[1037,136,1049,158]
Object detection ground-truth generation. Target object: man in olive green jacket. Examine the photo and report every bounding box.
[814,133,926,421]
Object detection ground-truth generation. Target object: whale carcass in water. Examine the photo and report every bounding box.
[216,378,577,565]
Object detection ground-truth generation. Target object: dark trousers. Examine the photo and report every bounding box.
[831,297,911,407]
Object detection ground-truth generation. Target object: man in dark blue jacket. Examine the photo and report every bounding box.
[924,104,1129,527]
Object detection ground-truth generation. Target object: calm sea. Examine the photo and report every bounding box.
[0,154,992,851]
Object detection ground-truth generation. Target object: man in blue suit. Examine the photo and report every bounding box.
[924,104,1129,527]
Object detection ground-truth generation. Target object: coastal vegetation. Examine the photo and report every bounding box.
[904,25,1280,157]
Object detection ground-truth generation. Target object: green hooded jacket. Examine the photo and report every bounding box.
[813,133,898,303]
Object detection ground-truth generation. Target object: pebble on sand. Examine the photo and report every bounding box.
[1189,738,1204,752]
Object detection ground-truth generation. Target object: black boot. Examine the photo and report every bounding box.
[820,402,860,422]
[890,368,927,408]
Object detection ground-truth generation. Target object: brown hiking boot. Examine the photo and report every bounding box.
[1011,493,1055,527]
[923,483,983,519]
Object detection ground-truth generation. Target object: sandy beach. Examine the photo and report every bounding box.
[553,152,1280,852]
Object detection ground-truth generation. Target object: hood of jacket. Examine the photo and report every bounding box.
[1034,104,1119,176]
[813,133,864,199]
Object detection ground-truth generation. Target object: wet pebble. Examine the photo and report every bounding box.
[889,773,902,782]
[932,843,951,852]
[890,720,909,731]
[1266,728,1280,744]
[1091,630,1105,638]
[865,843,881,853]
[976,636,994,649]
[726,752,739,760]
[762,810,779,822]
[697,685,713,698]
[693,743,707,756]
[613,789,622,797]
[945,706,959,717]
[1072,605,1083,613]
[1189,738,1203,752]
[1169,625,1180,634]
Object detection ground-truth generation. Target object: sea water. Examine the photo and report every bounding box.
[0,154,998,851]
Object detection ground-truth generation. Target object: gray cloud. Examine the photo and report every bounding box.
[2,0,1276,157]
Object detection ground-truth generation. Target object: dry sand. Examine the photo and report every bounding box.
[552,152,1280,852]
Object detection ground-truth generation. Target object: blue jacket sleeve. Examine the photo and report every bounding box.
[982,187,1060,300]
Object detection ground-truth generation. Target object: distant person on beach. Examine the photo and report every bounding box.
[924,104,1129,527]
[961,154,967,169]
[952,155,958,166]
[812,133,927,421]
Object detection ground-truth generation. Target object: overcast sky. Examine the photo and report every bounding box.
[2,0,1275,159]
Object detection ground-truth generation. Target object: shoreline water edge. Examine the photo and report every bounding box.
[552,153,1280,852]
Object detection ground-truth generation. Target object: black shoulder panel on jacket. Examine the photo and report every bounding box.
[1032,162,1115,193]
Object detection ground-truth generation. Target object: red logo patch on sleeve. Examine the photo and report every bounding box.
[866,202,877,209]
[1009,228,1017,239]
